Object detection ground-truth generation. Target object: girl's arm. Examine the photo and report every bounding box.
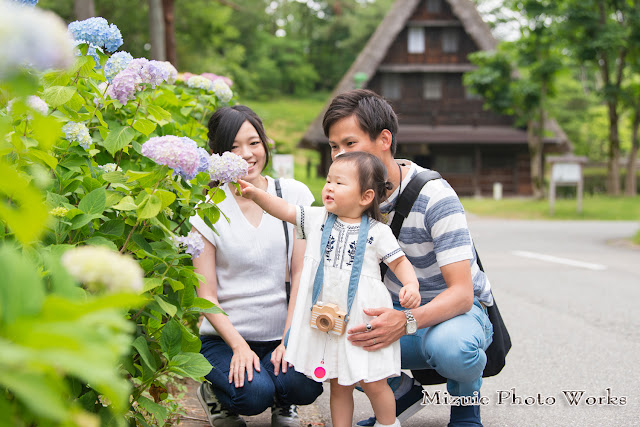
[386,255,421,309]
[238,179,297,225]
[192,229,260,387]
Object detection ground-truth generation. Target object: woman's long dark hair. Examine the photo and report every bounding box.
[207,105,270,169]
[332,152,391,222]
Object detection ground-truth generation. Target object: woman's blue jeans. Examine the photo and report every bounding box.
[200,336,323,416]
[398,298,493,397]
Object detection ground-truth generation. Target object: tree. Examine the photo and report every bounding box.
[465,0,562,198]
[149,0,166,61]
[558,0,640,195]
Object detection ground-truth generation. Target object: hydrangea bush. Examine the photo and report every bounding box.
[0,7,241,427]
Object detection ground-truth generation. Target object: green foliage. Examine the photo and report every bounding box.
[1,44,233,426]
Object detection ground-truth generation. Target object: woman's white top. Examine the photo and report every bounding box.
[284,206,404,386]
[190,176,314,342]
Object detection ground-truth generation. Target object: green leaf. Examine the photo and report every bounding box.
[137,396,169,424]
[102,171,127,184]
[154,295,177,317]
[169,352,212,379]
[146,105,172,123]
[137,194,162,219]
[143,278,163,292]
[132,336,157,371]
[84,236,118,251]
[43,86,76,108]
[99,220,125,236]
[0,245,45,325]
[131,233,153,254]
[28,149,58,170]
[101,125,136,156]
[70,213,101,230]
[126,170,154,183]
[112,196,137,211]
[154,189,176,209]
[132,118,157,136]
[78,187,106,215]
[160,319,182,359]
[0,370,68,421]
[166,278,184,292]
[180,323,201,354]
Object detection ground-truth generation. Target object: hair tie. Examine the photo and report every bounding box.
[384,181,393,191]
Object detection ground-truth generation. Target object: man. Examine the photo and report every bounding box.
[322,89,494,426]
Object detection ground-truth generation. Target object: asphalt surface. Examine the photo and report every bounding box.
[182,218,640,427]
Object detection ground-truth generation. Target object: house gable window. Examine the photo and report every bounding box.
[426,0,441,14]
[408,27,425,54]
[423,74,442,100]
[442,28,459,53]
[382,74,402,100]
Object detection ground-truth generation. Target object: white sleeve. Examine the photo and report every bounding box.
[375,223,405,265]
[294,206,327,240]
[189,213,217,247]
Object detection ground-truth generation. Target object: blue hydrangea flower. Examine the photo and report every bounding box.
[208,152,248,184]
[62,121,92,150]
[68,17,123,53]
[141,135,202,181]
[104,51,133,82]
[11,0,38,6]
[173,231,205,258]
[73,39,104,68]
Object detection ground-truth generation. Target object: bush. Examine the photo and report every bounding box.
[1,7,243,426]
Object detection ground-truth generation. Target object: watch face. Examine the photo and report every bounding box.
[406,321,417,334]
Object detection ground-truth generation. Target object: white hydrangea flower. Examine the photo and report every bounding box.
[61,246,144,293]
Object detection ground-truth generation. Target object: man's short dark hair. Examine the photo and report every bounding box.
[322,89,399,155]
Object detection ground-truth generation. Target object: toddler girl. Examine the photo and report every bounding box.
[239,151,420,427]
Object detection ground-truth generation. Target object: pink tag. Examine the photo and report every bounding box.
[313,360,326,381]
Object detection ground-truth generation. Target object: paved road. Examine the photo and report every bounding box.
[183,219,640,427]
[345,218,640,427]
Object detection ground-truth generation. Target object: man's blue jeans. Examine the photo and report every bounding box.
[200,336,323,416]
[398,298,493,397]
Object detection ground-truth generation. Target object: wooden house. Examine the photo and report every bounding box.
[299,0,571,196]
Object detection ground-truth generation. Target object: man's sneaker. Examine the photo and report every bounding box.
[448,404,482,427]
[271,400,299,427]
[357,377,425,426]
[196,382,246,427]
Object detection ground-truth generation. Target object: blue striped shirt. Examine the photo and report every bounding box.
[381,161,493,306]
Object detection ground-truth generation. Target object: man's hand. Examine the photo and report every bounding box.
[346,307,406,351]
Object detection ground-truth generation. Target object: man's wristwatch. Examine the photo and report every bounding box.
[404,310,417,335]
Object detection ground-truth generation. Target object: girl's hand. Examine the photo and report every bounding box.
[229,343,261,388]
[237,179,256,200]
[270,342,292,376]
[399,285,421,309]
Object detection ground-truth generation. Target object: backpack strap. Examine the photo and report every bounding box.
[274,179,291,302]
[381,169,441,279]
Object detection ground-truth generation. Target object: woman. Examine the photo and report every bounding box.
[190,105,323,427]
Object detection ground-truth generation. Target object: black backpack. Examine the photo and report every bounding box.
[382,170,511,384]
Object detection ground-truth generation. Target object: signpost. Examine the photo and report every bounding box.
[547,155,588,215]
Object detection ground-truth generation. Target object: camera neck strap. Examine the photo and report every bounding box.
[311,213,369,323]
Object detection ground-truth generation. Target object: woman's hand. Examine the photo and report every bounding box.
[229,342,261,388]
[270,342,291,376]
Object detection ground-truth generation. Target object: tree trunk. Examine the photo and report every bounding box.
[74,0,95,20]
[626,95,640,196]
[527,118,544,199]
[162,0,177,67]
[607,101,621,195]
[149,0,166,61]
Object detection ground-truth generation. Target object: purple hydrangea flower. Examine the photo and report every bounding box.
[173,231,205,258]
[161,61,178,84]
[62,121,92,149]
[208,152,248,184]
[141,135,201,180]
[104,51,133,82]
[213,79,233,103]
[106,57,173,104]
[0,2,75,77]
[186,75,213,91]
[67,17,123,53]
[196,147,211,174]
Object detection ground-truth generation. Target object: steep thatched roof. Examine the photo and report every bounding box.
[300,0,569,150]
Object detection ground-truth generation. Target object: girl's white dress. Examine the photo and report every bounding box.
[284,206,404,386]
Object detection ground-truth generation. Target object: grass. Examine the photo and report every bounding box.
[244,92,329,204]
[460,195,640,221]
